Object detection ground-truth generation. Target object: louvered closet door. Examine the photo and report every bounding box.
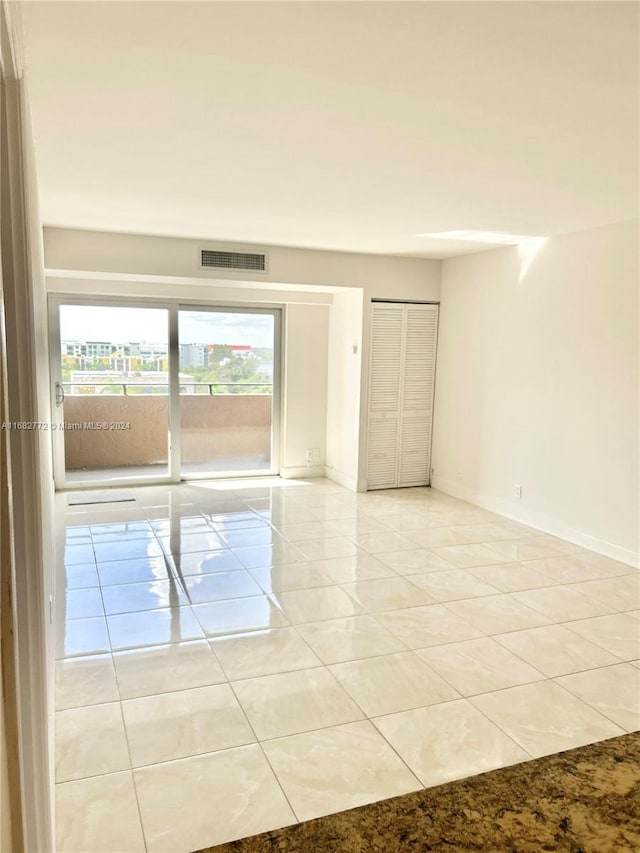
[398,304,438,487]
[367,303,404,489]
[367,302,439,490]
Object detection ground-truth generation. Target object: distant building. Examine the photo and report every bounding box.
[179,343,209,367]
[63,340,112,359]
[62,339,254,372]
[110,356,131,373]
[62,340,168,360]
[209,344,253,361]
[137,342,168,360]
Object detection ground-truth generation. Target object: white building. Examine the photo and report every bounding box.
[179,343,209,367]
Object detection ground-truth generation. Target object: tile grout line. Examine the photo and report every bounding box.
[225,680,302,826]
[548,669,636,734]
[117,697,150,853]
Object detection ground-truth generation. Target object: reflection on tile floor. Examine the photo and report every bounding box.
[54,479,640,852]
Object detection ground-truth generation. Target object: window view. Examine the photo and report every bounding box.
[58,304,170,483]
[55,304,278,484]
[178,309,276,475]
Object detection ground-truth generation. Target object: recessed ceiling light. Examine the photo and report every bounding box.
[417,230,538,245]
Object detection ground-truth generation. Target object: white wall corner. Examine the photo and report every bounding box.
[324,466,358,491]
[431,476,639,569]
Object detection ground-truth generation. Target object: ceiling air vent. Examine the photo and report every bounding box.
[200,248,267,273]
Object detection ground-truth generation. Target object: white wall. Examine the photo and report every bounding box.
[432,219,639,565]
[44,227,436,292]
[326,290,364,488]
[282,303,330,476]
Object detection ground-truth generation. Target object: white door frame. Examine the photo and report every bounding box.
[1,5,55,848]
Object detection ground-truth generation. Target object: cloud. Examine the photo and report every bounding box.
[179,311,274,347]
[60,306,275,348]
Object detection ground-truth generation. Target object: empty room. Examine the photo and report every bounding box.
[0,2,638,852]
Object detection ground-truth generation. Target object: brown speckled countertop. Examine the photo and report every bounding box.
[194,733,640,853]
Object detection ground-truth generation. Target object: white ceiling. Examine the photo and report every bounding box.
[21,1,638,259]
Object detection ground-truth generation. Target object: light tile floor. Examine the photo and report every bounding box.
[54,479,640,853]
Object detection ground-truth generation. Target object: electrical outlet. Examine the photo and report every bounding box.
[514,483,522,499]
[306,447,321,465]
[456,469,463,481]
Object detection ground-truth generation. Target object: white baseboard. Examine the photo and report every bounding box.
[280,465,326,480]
[324,466,358,491]
[431,476,639,569]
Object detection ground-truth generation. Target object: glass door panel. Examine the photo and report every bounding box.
[55,304,170,485]
[178,308,278,476]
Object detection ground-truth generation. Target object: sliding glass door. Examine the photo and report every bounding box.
[50,299,281,488]
[52,302,170,487]
[178,307,280,477]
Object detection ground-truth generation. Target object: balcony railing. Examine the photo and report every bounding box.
[63,382,273,396]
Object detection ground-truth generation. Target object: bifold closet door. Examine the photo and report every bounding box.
[399,304,439,486]
[367,302,439,490]
[367,304,405,489]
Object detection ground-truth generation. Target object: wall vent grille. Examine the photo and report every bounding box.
[200,249,267,272]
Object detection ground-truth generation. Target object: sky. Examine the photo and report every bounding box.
[59,306,274,347]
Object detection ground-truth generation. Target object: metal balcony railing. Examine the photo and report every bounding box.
[62,382,273,396]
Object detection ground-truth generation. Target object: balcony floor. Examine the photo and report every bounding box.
[66,456,272,485]
[66,464,169,484]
